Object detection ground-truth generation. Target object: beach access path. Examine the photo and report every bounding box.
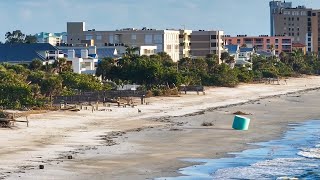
[1,76,320,180]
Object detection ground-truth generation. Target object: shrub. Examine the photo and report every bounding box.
[201,122,214,126]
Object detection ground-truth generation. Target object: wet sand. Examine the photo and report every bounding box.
[1,76,320,180]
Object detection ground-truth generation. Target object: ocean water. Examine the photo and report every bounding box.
[158,120,320,180]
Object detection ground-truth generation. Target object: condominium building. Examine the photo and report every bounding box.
[224,35,293,54]
[35,32,67,46]
[189,30,224,63]
[179,30,192,58]
[67,22,180,61]
[271,1,320,53]
[269,1,292,36]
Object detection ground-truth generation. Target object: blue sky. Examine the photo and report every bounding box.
[1,0,320,42]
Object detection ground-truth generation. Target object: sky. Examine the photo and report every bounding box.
[0,0,320,42]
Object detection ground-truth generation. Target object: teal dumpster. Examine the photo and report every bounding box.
[232,115,250,130]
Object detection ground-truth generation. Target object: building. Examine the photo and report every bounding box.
[269,1,292,36]
[58,46,119,60]
[271,1,320,53]
[189,30,224,63]
[225,44,240,60]
[224,35,293,55]
[179,30,192,58]
[0,43,63,64]
[35,32,67,46]
[66,48,98,74]
[67,22,180,62]
[139,46,157,56]
[292,43,307,54]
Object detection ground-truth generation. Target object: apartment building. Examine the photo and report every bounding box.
[35,32,67,46]
[179,30,192,58]
[269,1,292,36]
[189,30,224,63]
[271,1,320,53]
[224,35,293,54]
[67,22,180,62]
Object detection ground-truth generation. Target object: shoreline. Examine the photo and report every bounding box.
[1,76,320,179]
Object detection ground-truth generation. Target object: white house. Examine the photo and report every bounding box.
[67,48,98,75]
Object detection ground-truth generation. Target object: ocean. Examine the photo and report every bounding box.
[159,120,320,180]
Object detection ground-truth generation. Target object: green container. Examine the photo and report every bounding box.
[232,115,250,130]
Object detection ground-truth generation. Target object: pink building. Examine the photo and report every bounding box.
[223,35,293,55]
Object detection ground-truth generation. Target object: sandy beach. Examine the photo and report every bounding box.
[1,76,320,180]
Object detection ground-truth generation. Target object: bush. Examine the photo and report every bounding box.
[201,122,214,126]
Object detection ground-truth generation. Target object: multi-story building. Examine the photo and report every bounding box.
[189,30,224,63]
[179,30,192,58]
[271,1,320,53]
[224,35,293,55]
[67,22,180,61]
[269,1,292,36]
[35,32,67,46]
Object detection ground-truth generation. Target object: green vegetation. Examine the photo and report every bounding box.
[0,58,105,109]
[1,46,320,109]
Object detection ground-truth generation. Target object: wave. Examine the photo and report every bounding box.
[212,158,317,179]
[298,146,320,159]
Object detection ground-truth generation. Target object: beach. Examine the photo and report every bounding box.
[1,76,320,180]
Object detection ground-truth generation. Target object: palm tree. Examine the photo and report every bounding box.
[52,58,69,73]
[124,45,140,58]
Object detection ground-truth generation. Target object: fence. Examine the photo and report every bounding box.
[53,90,146,104]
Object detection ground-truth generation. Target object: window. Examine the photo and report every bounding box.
[308,38,311,41]
[109,35,114,44]
[297,17,299,21]
[267,39,270,43]
[154,34,162,43]
[96,35,102,40]
[211,42,217,47]
[237,39,241,44]
[211,35,217,39]
[131,34,136,40]
[275,45,279,49]
[145,34,153,44]
[86,35,92,40]
[275,39,279,43]
[166,45,172,51]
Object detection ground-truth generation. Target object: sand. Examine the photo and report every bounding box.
[1,76,320,179]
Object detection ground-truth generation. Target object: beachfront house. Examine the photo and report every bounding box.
[0,43,63,64]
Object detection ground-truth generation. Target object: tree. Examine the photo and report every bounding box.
[124,45,140,58]
[220,52,230,63]
[40,75,62,104]
[241,44,247,48]
[52,58,71,73]
[25,34,37,43]
[29,59,43,70]
[5,30,26,44]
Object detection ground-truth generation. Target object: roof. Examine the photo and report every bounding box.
[256,50,273,57]
[0,43,58,63]
[240,48,254,52]
[225,45,239,54]
[292,43,306,48]
[60,47,118,59]
[96,48,118,59]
